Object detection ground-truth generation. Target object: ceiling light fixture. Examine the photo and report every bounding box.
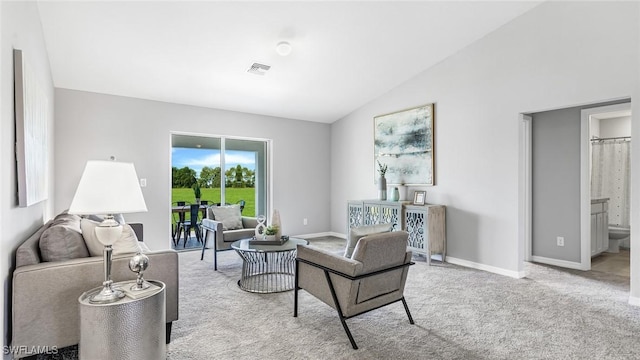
[276,41,292,56]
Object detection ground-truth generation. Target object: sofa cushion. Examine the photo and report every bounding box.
[81,218,142,256]
[345,223,393,258]
[209,205,243,231]
[39,215,89,262]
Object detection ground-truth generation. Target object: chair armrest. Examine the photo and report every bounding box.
[202,218,223,232]
[201,218,224,249]
[296,244,363,277]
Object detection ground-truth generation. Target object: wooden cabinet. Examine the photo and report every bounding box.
[347,200,446,264]
[591,199,609,257]
[404,204,446,265]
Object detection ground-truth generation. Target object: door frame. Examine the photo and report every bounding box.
[580,103,632,270]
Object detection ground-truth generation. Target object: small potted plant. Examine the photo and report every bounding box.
[193,182,201,204]
[264,225,279,241]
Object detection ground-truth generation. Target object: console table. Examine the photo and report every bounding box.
[348,200,446,265]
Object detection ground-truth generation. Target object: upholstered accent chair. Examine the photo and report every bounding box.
[200,204,258,270]
[294,229,414,349]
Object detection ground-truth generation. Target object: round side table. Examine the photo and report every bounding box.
[78,280,166,360]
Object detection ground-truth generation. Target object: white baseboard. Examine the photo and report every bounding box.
[531,255,587,271]
[294,231,345,239]
[629,296,640,307]
[446,256,526,279]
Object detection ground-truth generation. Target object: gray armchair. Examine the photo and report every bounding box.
[294,230,414,349]
[200,208,258,270]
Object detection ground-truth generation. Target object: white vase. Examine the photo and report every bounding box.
[271,209,282,239]
[397,185,408,201]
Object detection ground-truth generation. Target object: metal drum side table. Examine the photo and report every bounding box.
[231,238,308,293]
[79,280,166,360]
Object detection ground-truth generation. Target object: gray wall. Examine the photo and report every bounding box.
[531,100,631,263]
[54,89,332,251]
[330,1,639,277]
[0,2,55,356]
[531,107,582,262]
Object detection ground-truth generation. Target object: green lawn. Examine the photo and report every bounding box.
[171,188,255,219]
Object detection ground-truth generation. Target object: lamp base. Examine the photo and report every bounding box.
[90,281,125,304]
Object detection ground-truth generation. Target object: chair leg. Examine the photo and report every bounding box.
[200,228,208,260]
[294,260,299,317]
[324,270,358,349]
[402,297,415,325]
[214,240,218,271]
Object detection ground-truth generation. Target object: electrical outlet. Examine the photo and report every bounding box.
[557,236,565,247]
[140,178,147,187]
[303,218,308,226]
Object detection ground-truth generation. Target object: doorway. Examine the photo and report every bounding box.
[170,132,271,250]
[581,103,632,277]
[520,100,632,277]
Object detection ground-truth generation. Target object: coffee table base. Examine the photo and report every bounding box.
[236,249,297,293]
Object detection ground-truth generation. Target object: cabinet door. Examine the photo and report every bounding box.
[596,212,607,253]
[363,203,380,225]
[380,203,401,231]
[590,214,597,256]
[347,203,363,230]
[405,208,427,253]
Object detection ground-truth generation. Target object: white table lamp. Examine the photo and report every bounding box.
[69,160,147,303]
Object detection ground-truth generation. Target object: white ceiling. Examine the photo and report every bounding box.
[37,1,542,123]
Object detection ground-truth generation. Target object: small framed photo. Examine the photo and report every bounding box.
[413,191,426,205]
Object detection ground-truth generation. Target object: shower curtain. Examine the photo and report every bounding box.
[591,139,631,227]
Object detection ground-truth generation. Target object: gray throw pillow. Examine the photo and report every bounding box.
[345,223,393,258]
[39,217,89,262]
[210,204,243,231]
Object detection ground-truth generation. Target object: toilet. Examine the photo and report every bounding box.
[607,225,630,253]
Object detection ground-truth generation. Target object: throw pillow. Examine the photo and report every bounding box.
[81,218,142,256]
[344,223,393,258]
[209,204,243,231]
[39,217,90,262]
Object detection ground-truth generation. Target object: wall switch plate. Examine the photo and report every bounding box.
[303,218,308,225]
[557,236,565,246]
[140,178,147,187]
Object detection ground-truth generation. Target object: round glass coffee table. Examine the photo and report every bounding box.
[231,238,308,293]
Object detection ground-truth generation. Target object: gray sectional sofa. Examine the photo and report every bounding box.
[11,213,179,359]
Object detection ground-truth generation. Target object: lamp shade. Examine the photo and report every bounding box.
[68,160,148,215]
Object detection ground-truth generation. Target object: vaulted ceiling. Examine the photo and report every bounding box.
[37,1,542,123]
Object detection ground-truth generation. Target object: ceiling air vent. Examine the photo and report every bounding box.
[247,63,270,76]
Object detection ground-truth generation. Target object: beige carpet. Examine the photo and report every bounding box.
[167,238,640,360]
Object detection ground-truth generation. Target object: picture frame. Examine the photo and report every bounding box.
[413,191,426,205]
[14,49,49,207]
[374,103,435,186]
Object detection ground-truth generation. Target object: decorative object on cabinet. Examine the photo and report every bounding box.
[390,187,400,202]
[377,160,388,200]
[413,191,426,205]
[347,200,446,265]
[374,103,435,186]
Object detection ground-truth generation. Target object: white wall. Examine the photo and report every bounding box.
[54,89,332,251]
[0,1,54,356]
[600,116,631,138]
[331,1,639,279]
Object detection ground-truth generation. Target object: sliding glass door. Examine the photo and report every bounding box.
[171,134,268,217]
